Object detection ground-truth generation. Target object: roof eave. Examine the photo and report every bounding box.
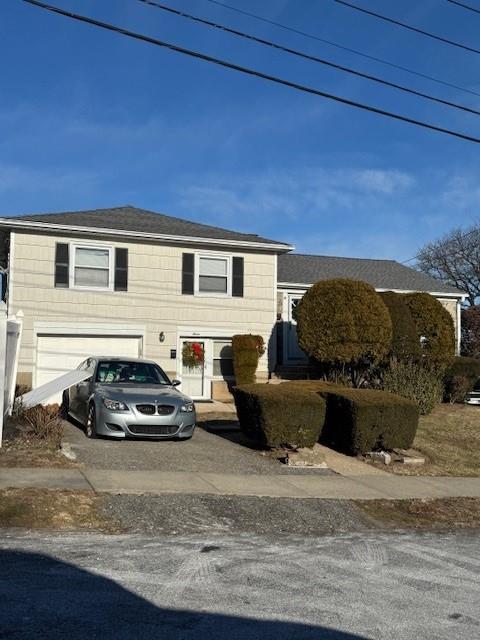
[277,281,466,298]
[0,219,293,253]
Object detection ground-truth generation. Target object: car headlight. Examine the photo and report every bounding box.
[180,403,195,413]
[102,398,128,411]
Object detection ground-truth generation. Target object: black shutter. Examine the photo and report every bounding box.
[54,243,69,288]
[182,253,195,295]
[114,248,128,291]
[232,257,244,297]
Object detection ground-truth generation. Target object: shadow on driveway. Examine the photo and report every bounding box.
[1,549,368,639]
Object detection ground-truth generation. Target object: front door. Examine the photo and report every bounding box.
[180,340,208,399]
[286,294,308,363]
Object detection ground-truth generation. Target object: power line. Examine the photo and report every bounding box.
[20,0,480,144]
[447,0,480,15]
[137,0,480,117]
[201,0,480,99]
[402,226,480,263]
[335,0,480,55]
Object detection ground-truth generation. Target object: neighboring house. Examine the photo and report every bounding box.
[0,206,292,401]
[276,253,466,371]
[0,206,467,400]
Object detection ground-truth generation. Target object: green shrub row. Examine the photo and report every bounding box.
[234,380,419,455]
[233,383,326,448]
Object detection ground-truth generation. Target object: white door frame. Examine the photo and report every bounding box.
[176,328,238,400]
[281,290,308,364]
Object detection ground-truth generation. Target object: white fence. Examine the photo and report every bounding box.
[0,302,23,447]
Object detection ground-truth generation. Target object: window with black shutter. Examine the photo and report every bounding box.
[114,248,128,291]
[232,256,244,297]
[54,243,69,288]
[182,253,195,295]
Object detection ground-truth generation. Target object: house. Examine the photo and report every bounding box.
[0,206,466,400]
[0,206,292,401]
[276,253,465,372]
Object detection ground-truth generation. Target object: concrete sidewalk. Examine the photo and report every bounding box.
[1,467,480,500]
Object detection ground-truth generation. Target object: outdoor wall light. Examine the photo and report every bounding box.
[159,331,165,343]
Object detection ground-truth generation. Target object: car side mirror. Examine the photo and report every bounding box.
[171,379,181,387]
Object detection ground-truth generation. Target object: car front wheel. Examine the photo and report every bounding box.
[85,403,98,439]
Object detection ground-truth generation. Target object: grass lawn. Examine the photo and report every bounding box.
[357,498,480,529]
[0,417,77,469]
[0,489,116,531]
[383,403,480,477]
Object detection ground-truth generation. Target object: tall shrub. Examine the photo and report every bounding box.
[379,358,444,415]
[461,306,480,358]
[403,293,455,367]
[444,356,480,403]
[232,334,265,385]
[295,278,392,386]
[378,291,421,361]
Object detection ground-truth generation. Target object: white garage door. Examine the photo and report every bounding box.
[35,334,142,403]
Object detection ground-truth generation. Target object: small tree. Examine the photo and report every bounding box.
[403,293,455,368]
[461,306,480,358]
[295,279,392,387]
[416,223,480,306]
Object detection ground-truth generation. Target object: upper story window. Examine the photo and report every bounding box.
[73,246,112,289]
[54,241,128,292]
[197,255,230,295]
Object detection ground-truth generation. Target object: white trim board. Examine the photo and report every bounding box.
[277,282,466,299]
[0,219,293,253]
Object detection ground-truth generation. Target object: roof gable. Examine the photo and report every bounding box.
[278,253,464,296]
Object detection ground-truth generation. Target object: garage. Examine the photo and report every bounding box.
[35,333,143,403]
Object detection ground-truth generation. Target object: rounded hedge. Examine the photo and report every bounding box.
[379,291,421,361]
[403,293,455,366]
[295,278,392,365]
[232,334,265,385]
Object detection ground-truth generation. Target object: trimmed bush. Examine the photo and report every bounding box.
[284,380,419,455]
[320,387,419,455]
[295,278,392,386]
[379,359,444,415]
[378,291,421,361]
[444,356,480,403]
[233,384,326,448]
[403,293,455,367]
[295,278,392,363]
[232,334,265,385]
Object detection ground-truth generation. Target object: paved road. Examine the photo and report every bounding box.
[1,530,479,639]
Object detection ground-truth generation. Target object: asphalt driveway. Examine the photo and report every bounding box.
[62,417,332,476]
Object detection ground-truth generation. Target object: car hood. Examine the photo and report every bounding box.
[95,385,192,405]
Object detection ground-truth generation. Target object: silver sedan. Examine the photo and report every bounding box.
[63,357,196,439]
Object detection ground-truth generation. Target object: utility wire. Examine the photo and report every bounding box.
[447,0,480,15]
[335,0,480,55]
[201,0,480,98]
[20,0,480,144]
[402,226,480,263]
[137,0,480,117]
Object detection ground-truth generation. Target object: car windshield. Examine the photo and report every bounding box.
[96,361,171,385]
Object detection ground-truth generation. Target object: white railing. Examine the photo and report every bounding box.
[0,302,24,447]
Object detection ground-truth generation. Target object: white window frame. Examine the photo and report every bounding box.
[70,243,114,292]
[212,339,234,380]
[194,252,232,297]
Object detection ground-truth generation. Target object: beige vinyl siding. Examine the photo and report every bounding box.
[11,231,277,382]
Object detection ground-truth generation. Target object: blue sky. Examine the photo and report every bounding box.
[1,0,479,261]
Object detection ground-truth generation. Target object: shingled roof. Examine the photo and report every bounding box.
[278,253,464,295]
[2,206,290,248]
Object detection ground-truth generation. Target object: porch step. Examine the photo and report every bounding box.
[274,365,319,380]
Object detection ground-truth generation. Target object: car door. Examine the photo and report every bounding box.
[68,360,87,417]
